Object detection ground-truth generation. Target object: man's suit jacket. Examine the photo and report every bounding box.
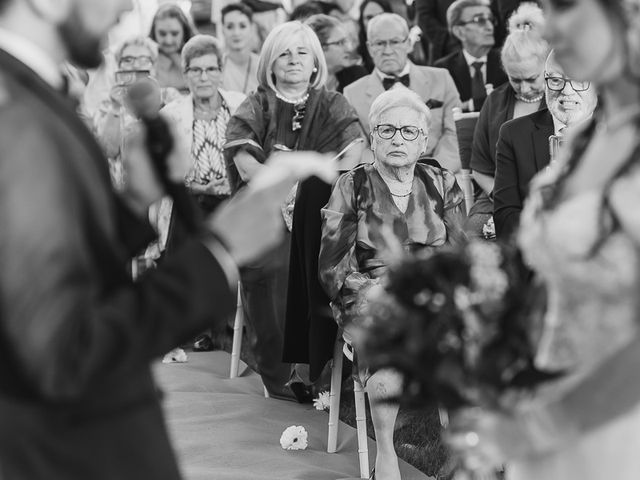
[493,108,553,239]
[343,62,462,171]
[0,49,236,479]
[433,48,508,105]
[415,0,459,63]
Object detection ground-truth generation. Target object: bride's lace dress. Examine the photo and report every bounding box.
[514,134,640,479]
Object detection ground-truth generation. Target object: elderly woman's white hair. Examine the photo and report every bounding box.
[368,88,431,135]
[115,36,159,64]
[501,3,549,72]
[366,12,408,41]
[256,21,328,91]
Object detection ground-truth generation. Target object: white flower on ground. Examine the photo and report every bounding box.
[313,391,331,411]
[279,425,308,450]
[162,348,188,364]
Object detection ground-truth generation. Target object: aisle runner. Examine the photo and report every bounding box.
[153,351,431,480]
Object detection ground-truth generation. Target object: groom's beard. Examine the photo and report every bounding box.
[58,7,104,69]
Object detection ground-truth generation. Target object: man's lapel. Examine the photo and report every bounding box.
[408,62,429,100]
[452,51,471,100]
[0,49,110,183]
[365,72,385,102]
[531,109,554,171]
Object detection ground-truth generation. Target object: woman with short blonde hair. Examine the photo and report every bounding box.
[256,21,328,92]
[224,21,364,402]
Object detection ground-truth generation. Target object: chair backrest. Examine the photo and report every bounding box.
[452,107,480,215]
[452,107,480,170]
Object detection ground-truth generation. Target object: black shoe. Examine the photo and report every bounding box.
[193,334,214,352]
[265,385,299,402]
[289,382,313,404]
[369,468,375,480]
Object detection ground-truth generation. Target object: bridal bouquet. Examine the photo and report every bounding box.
[354,240,560,411]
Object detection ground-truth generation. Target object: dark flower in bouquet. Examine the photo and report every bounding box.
[353,240,562,411]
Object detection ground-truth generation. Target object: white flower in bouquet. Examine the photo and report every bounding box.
[313,391,331,411]
[279,425,308,450]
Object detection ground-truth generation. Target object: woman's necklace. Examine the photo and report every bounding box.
[376,165,414,197]
[275,90,309,104]
[515,93,544,104]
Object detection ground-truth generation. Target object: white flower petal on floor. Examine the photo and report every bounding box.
[313,391,331,411]
[279,425,308,450]
[162,348,188,364]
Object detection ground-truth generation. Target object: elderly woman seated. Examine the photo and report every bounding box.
[319,88,466,479]
[155,35,246,351]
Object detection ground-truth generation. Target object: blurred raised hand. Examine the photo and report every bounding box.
[209,151,337,266]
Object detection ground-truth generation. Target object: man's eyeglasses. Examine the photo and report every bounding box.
[544,75,591,92]
[368,37,408,51]
[374,124,423,141]
[457,14,495,27]
[323,37,351,49]
[186,66,222,78]
[119,55,154,69]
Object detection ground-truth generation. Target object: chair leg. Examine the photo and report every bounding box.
[327,335,344,453]
[354,380,369,479]
[438,407,450,428]
[229,285,243,379]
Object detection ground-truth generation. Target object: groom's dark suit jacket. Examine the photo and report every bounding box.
[493,108,554,239]
[0,49,236,479]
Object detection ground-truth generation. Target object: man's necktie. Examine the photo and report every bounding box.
[471,61,486,110]
[382,74,410,91]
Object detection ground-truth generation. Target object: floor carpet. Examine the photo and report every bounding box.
[153,351,433,480]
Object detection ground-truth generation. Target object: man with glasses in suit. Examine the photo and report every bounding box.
[434,0,508,112]
[493,50,597,239]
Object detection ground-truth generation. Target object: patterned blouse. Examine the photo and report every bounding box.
[318,161,466,326]
[188,103,231,186]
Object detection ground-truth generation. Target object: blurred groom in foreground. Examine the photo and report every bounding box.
[0,0,332,479]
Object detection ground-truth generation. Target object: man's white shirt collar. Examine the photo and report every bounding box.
[552,112,593,136]
[0,28,64,89]
[551,115,567,136]
[461,49,487,67]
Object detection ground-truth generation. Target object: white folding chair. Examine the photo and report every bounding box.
[229,284,270,398]
[229,285,244,379]
[452,107,481,215]
[327,333,370,479]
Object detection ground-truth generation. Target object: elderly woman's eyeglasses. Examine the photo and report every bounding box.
[368,37,408,51]
[375,124,423,141]
[119,55,154,69]
[457,14,495,27]
[544,75,591,92]
[186,66,222,78]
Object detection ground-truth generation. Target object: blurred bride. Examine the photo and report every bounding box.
[448,0,640,478]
